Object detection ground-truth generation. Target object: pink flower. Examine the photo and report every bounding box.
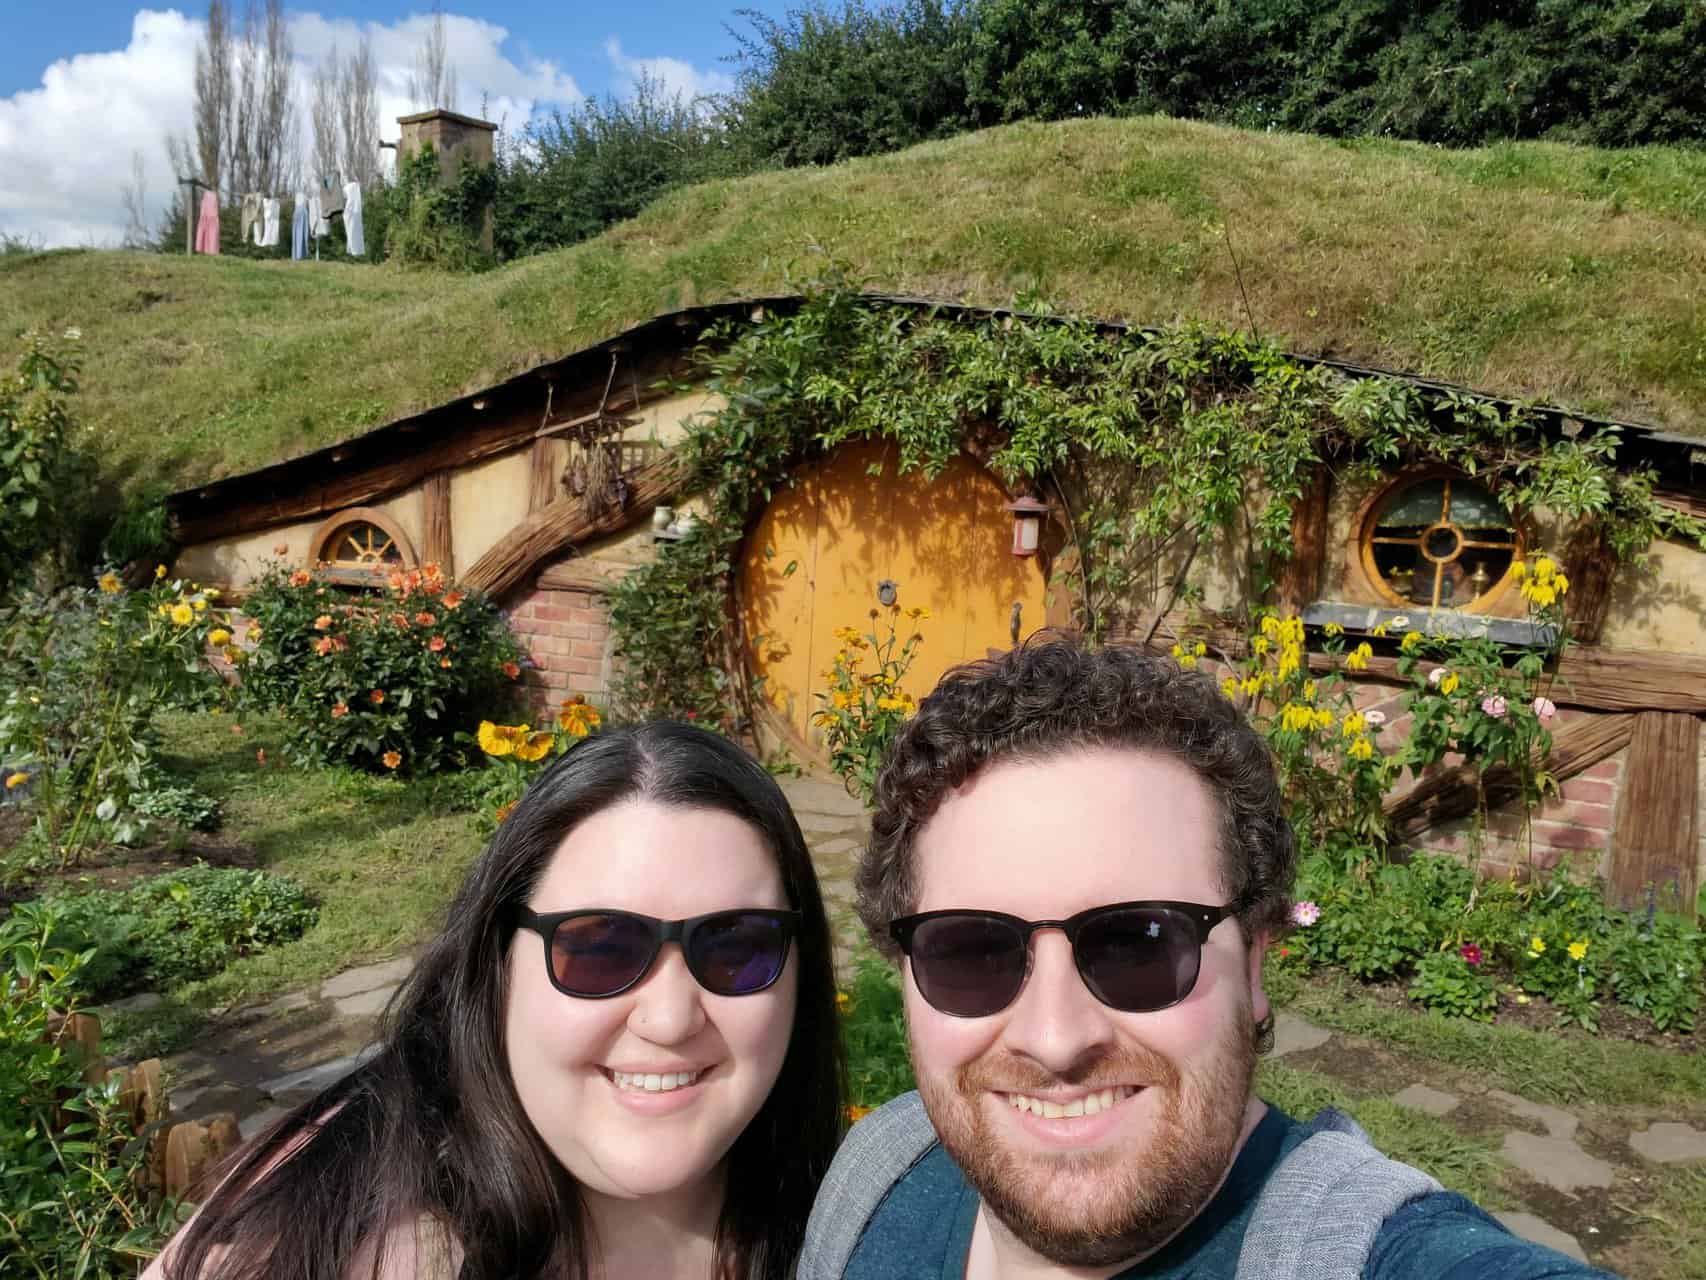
[1289,900,1321,927]
[1481,695,1508,719]
[1364,709,1387,726]
[1428,667,1448,687]
[1460,943,1483,967]
[1532,696,1557,725]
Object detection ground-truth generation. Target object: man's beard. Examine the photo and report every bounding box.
[915,1009,1257,1270]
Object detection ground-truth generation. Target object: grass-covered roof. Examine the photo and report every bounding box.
[4,115,1704,493]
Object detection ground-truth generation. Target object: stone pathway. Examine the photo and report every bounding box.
[107,772,1706,1275]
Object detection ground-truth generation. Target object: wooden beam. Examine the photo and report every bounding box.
[528,439,559,514]
[462,455,679,599]
[1562,520,1616,645]
[1385,712,1635,841]
[421,471,453,576]
[1277,468,1330,615]
[1609,711,1699,913]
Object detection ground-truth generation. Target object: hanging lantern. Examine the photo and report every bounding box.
[1004,494,1052,558]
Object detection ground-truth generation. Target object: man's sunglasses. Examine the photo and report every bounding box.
[515,907,800,999]
[888,899,1247,1018]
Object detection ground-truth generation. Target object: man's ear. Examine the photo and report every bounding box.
[1246,930,1272,1027]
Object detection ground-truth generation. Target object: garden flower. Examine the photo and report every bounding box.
[478,721,517,757]
[1341,712,1367,738]
[906,606,931,621]
[391,612,411,628]
[1528,936,1546,957]
[1347,737,1375,761]
[223,645,245,664]
[170,603,195,626]
[1323,622,1344,637]
[847,1105,874,1124]
[1364,709,1387,726]
[836,991,851,1012]
[1221,676,1239,699]
[331,702,348,718]
[315,637,334,656]
[1532,696,1557,724]
[5,772,27,790]
[369,689,386,705]
[1170,643,1198,670]
[193,598,208,612]
[98,571,122,593]
[289,570,312,587]
[209,628,231,646]
[502,661,521,680]
[1289,901,1321,927]
[1439,672,1460,695]
[156,564,169,579]
[1428,667,1446,686]
[1481,695,1508,719]
[1568,940,1589,962]
[1370,622,1388,638]
[1344,642,1372,672]
[428,636,447,652]
[415,611,436,627]
[515,732,555,763]
[494,802,516,824]
[440,658,453,669]
[443,591,464,610]
[1312,708,1334,731]
[383,750,403,770]
[1400,630,1423,652]
[1251,636,1270,657]
[314,614,333,631]
[1460,943,1483,966]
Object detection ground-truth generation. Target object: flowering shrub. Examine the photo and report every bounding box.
[0,569,225,867]
[238,562,525,774]
[464,696,605,830]
[813,606,929,803]
[1218,613,1396,858]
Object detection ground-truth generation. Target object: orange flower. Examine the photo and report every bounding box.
[502,661,521,680]
[391,612,411,628]
[414,611,434,626]
[313,614,333,631]
[428,635,447,652]
[442,591,464,610]
[494,801,516,824]
[289,570,312,587]
[388,571,406,591]
[369,689,386,705]
[847,1105,874,1124]
[331,701,348,718]
[314,636,334,656]
[440,657,453,669]
[382,750,402,770]
[422,562,442,580]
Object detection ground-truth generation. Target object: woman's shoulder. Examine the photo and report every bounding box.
[349,1214,465,1280]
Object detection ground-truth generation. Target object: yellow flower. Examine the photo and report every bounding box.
[1528,936,1546,956]
[1439,672,1460,695]
[1302,680,1317,701]
[1239,673,1268,698]
[1251,636,1270,657]
[1344,642,1372,672]
[155,564,168,580]
[1553,573,1569,595]
[1221,677,1239,699]
[1279,703,1315,733]
[1371,622,1389,638]
[477,720,517,758]
[1400,630,1423,652]
[1568,940,1589,962]
[97,571,122,594]
[193,598,208,612]
[1277,645,1301,679]
[209,628,231,646]
[170,603,195,626]
[1535,555,1555,578]
[906,606,932,621]
[847,1105,874,1124]
[1324,622,1344,638]
[514,731,555,763]
[4,773,27,790]
[836,991,850,1012]
[1170,643,1197,670]
[1341,712,1367,738]
[1312,708,1333,731]
[1347,737,1375,761]
[832,691,854,711]
[1510,559,1527,578]
[1193,641,1207,658]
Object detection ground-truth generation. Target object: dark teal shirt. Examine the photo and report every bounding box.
[844,1105,1615,1279]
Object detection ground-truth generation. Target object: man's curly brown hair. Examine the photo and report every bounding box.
[857,636,1296,956]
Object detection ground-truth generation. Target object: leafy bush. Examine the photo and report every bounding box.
[0,570,226,868]
[1408,949,1499,1023]
[840,950,915,1112]
[384,144,497,272]
[0,330,95,596]
[237,562,524,774]
[0,901,175,1274]
[813,606,929,803]
[41,865,319,1002]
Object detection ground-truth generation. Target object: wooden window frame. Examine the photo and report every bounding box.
[1354,465,1526,615]
[309,507,419,588]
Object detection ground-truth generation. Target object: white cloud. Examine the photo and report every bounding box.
[0,9,585,249]
[604,37,735,103]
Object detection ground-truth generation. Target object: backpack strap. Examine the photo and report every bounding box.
[1236,1108,1442,1280]
[796,1091,939,1280]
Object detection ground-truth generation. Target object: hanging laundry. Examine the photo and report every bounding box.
[194,189,220,255]
[309,195,329,239]
[343,181,364,257]
[291,193,309,260]
[239,193,262,245]
[261,197,281,248]
[318,175,345,219]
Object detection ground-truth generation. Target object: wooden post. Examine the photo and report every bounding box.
[1562,519,1617,645]
[421,470,453,577]
[529,439,559,513]
[1277,467,1330,615]
[1609,710,1699,914]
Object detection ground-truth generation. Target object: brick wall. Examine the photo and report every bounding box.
[506,585,613,714]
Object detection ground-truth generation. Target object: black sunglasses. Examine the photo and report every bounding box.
[515,907,800,999]
[889,899,1246,1018]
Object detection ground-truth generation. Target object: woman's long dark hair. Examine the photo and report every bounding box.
[164,723,846,1280]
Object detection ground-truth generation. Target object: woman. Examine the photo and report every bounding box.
[149,722,846,1279]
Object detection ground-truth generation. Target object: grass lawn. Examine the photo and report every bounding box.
[3,117,1705,502]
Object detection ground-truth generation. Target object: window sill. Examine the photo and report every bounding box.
[1301,601,1558,649]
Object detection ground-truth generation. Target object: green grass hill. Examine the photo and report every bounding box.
[4,115,1705,495]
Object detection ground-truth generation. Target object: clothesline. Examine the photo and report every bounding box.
[187,180,366,260]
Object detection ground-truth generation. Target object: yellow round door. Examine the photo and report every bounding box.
[740,438,1051,747]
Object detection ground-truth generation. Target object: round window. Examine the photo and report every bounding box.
[1363,473,1520,611]
[320,520,405,571]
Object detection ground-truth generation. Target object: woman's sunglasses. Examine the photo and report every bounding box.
[515,907,800,999]
[888,898,1247,1018]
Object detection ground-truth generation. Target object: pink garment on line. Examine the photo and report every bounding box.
[194,189,220,255]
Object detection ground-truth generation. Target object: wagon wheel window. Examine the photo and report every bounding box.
[1364,474,1521,611]
[324,521,403,570]
[308,508,418,588]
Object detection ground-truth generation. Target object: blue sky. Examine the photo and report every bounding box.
[0,3,793,246]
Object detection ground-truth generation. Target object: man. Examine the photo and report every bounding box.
[800,638,1612,1280]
